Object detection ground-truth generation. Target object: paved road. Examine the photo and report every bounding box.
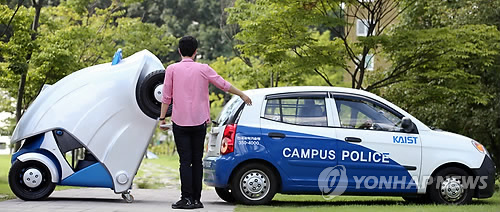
[0,188,235,212]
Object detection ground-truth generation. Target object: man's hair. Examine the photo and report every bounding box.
[178,36,198,57]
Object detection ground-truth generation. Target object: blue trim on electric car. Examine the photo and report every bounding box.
[204,125,418,194]
[11,134,45,164]
[11,133,64,181]
[59,163,113,188]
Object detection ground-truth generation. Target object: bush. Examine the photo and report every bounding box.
[149,141,176,156]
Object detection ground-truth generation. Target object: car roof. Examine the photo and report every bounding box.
[244,86,379,99]
[240,86,432,131]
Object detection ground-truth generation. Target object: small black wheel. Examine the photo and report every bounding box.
[427,167,474,205]
[136,69,172,119]
[122,192,134,203]
[215,187,235,203]
[8,160,56,201]
[230,163,277,205]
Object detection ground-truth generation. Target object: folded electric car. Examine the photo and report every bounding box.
[9,50,168,202]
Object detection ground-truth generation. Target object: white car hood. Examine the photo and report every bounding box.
[431,130,472,143]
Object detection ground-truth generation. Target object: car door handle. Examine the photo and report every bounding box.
[403,165,417,171]
[268,132,286,139]
[345,137,362,143]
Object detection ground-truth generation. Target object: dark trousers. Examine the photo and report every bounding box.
[172,122,206,201]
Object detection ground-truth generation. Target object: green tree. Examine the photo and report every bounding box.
[227,0,414,89]
[381,0,500,174]
[0,1,177,140]
[126,0,234,61]
[0,0,43,152]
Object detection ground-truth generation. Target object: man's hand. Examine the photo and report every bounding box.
[159,120,170,131]
[228,85,252,106]
[241,94,252,106]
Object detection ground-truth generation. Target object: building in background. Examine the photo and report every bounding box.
[342,0,399,86]
[0,112,12,155]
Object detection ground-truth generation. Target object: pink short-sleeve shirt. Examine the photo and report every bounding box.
[161,58,231,126]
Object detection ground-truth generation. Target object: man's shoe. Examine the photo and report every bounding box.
[172,197,195,209]
[193,200,204,209]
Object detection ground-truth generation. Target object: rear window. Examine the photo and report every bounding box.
[216,96,244,126]
[263,97,327,127]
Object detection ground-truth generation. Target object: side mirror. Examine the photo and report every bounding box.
[401,117,415,133]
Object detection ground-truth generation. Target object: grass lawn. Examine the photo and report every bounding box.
[0,155,14,200]
[146,154,179,170]
[236,192,500,212]
[134,154,180,189]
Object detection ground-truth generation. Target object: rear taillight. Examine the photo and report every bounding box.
[220,124,236,155]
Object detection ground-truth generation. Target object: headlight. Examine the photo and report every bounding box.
[471,140,491,158]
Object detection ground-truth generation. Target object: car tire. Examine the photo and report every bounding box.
[137,69,172,119]
[215,187,236,203]
[230,163,277,205]
[8,160,56,201]
[427,167,474,205]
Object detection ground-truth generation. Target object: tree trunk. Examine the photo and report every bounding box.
[13,73,27,151]
[13,0,44,152]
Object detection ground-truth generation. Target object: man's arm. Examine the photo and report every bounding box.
[160,103,169,120]
[228,85,252,106]
[202,65,252,105]
[159,67,173,130]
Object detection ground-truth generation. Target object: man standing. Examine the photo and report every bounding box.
[158,36,252,209]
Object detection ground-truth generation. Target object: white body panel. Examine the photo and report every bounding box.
[39,132,75,179]
[11,50,164,193]
[418,130,485,193]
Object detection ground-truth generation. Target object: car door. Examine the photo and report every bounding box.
[259,92,338,191]
[330,93,421,194]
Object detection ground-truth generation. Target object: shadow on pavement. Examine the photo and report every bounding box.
[268,200,401,207]
[265,199,497,207]
[47,197,126,203]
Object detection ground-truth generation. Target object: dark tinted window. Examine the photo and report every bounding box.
[264,98,327,126]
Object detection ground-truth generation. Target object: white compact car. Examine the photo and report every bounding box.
[203,86,496,205]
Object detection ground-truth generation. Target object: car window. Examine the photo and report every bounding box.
[216,96,243,126]
[264,97,327,127]
[335,97,403,131]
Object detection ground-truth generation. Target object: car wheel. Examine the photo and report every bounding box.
[137,69,172,119]
[8,160,56,201]
[215,187,236,203]
[428,167,473,205]
[230,163,277,205]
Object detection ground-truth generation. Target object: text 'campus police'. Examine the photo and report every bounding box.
[282,148,391,163]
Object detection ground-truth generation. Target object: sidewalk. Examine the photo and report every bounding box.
[0,187,235,212]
